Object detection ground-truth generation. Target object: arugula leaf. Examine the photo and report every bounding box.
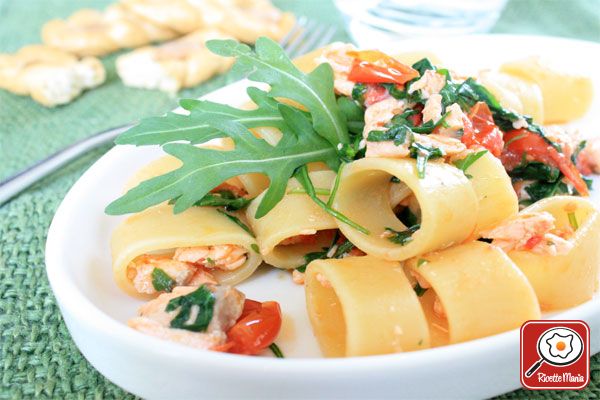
[413,282,428,297]
[251,244,260,253]
[207,37,348,147]
[327,162,345,207]
[453,150,488,178]
[295,166,369,234]
[384,224,420,245]
[151,268,175,293]
[337,97,365,135]
[217,209,255,237]
[409,143,444,179]
[194,190,252,211]
[115,88,284,146]
[166,285,215,332]
[106,104,339,218]
[169,189,251,210]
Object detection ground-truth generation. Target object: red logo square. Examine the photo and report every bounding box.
[520,320,590,390]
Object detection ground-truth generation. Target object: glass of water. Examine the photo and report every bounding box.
[335,0,508,46]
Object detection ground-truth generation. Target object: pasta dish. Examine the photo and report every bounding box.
[104,37,599,358]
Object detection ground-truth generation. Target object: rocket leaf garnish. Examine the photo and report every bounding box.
[106,104,339,218]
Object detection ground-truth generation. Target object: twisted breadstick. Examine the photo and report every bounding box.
[0,45,105,107]
[116,30,234,93]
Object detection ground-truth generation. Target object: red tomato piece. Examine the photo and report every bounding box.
[524,235,543,250]
[347,50,419,85]
[227,300,282,355]
[461,102,504,157]
[502,129,589,196]
[364,84,389,107]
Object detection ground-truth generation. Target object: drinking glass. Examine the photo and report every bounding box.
[335,0,508,46]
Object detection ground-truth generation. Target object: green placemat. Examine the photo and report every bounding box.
[0,0,598,398]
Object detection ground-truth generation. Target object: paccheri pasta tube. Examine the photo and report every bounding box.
[246,170,337,269]
[111,204,262,298]
[332,157,479,261]
[305,255,430,357]
[405,241,540,344]
[505,196,600,310]
[466,151,519,233]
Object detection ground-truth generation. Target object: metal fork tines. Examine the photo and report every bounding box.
[281,16,337,58]
[0,19,337,205]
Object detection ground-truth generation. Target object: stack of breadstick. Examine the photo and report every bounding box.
[0,0,294,106]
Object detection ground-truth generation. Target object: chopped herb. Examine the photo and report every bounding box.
[397,207,419,227]
[367,124,413,145]
[205,257,215,267]
[194,190,252,211]
[296,231,357,272]
[409,142,444,179]
[294,166,370,234]
[571,140,587,164]
[568,212,579,230]
[269,343,285,358]
[417,258,428,267]
[511,161,560,183]
[338,129,366,162]
[335,239,356,257]
[504,133,528,147]
[351,83,367,103]
[166,285,215,332]
[381,83,421,102]
[390,176,401,183]
[413,282,428,297]
[411,58,435,76]
[384,224,420,246]
[418,339,424,346]
[521,179,571,205]
[151,268,175,293]
[453,150,488,178]
[251,243,260,253]
[217,209,255,237]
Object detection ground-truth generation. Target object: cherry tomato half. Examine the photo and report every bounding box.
[502,129,589,196]
[227,300,282,355]
[347,50,419,85]
[461,102,504,157]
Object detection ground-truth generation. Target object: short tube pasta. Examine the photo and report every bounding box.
[305,255,430,357]
[506,196,600,310]
[332,157,479,261]
[466,151,519,233]
[406,241,540,344]
[245,170,337,269]
[111,204,262,298]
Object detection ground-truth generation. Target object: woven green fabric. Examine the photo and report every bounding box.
[0,0,598,398]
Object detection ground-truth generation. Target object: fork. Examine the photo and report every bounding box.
[0,18,337,206]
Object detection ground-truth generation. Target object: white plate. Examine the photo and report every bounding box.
[46,35,600,399]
